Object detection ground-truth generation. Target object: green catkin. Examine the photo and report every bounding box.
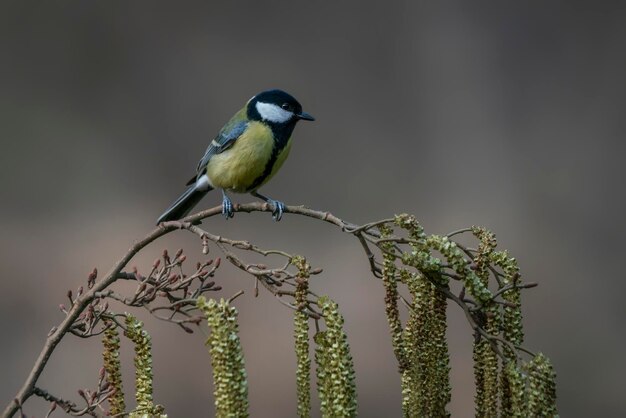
[472,316,500,417]
[503,362,526,417]
[197,297,249,418]
[490,250,524,356]
[399,270,424,417]
[292,256,312,418]
[124,315,166,417]
[314,331,333,417]
[401,270,450,417]
[102,324,125,416]
[379,224,408,372]
[486,248,524,416]
[471,226,497,280]
[469,227,500,417]
[526,354,558,417]
[430,284,451,416]
[400,314,419,417]
[314,296,357,418]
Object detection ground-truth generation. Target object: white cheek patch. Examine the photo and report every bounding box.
[255,101,293,123]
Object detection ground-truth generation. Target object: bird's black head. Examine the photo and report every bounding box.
[247,89,315,125]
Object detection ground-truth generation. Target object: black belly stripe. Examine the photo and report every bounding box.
[247,120,296,192]
[247,143,281,192]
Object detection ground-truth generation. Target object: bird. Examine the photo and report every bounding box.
[157,89,314,224]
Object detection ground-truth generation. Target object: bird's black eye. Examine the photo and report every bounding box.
[281,103,291,110]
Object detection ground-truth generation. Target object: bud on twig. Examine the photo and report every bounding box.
[87,268,97,288]
[45,401,57,418]
[180,324,194,334]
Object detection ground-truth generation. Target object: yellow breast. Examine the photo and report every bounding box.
[206,122,277,193]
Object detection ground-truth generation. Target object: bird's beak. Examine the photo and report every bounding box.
[297,111,315,121]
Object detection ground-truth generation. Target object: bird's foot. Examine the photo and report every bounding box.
[267,199,285,222]
[251,191,285,221]
[221,193,234,219]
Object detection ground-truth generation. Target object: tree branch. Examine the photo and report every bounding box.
[2,203,362,417]
[2,202,538,417]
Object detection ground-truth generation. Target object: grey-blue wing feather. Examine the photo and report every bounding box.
[187,120,248,185]
[197,121,247,171]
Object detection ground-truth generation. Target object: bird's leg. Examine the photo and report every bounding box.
[251,191,285,221]
[221,190,234,219]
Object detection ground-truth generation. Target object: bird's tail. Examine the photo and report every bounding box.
[156,184,212,224]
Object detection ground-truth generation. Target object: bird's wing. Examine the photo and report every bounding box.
[186,116,249,186]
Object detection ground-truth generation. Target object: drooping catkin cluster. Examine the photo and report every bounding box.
[83,213,556,418]
[494,353,558,417]
[314,296,357,418]
[124,314,165,417]
[378,216,557,416]
[102,323,125,415]
[399,269,451,417]
[292,255,312,418]
[382,216,452,417]
[197,296,249,418]
[473,322,500,417]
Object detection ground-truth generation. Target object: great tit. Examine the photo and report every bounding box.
[157,89,314,224]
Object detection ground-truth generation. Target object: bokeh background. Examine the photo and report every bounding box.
[1,1,625,416]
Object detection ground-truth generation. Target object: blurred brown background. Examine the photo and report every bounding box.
[1,1,625,417]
